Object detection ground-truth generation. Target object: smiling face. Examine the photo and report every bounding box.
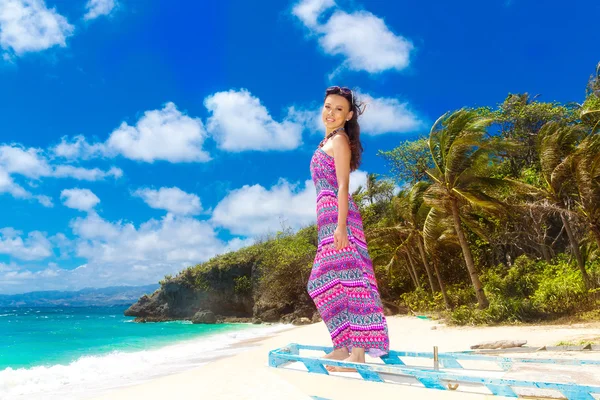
[321,94,353,132]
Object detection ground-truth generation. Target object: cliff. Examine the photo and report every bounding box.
[125,227,320,324]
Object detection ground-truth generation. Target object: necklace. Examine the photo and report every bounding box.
[318,127,345,148]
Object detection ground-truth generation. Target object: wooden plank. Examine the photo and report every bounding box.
[286,343,600,369]
[485,384,518,397]
[268,343,600,399]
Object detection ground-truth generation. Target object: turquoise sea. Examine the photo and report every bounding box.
[0,306,286,399]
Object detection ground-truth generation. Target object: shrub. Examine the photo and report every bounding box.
[530,256,589,315]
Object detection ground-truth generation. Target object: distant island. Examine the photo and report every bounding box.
[0,285,159,308]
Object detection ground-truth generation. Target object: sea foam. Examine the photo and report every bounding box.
[0,323,291,400]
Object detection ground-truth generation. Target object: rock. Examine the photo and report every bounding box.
[252,318,262,324]
[192,310,216,324]
[259,308,285,323]
[218,316,253,323]
[292,317,312,326]
[382,300,405,316]
[431,326,437,330]
[311,312,322,323]
[280,313,295,324]
[470,340,527,350]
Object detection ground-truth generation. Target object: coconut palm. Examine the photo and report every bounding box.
[570,133,600,253]
[581,62,600,134]
[424,109,511,309]
[508,122,592,288]
[368,201,432,293]
[397,183,441,294]
[422,207,455,309]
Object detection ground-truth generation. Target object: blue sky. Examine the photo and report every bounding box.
[0,0,598,294]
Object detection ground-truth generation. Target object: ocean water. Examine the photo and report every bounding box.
[0,306,288,400]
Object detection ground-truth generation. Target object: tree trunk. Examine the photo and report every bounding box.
[540,228,552,263]
[590,225,600,256]
[432,257,451,310]
[402,254,419,288]
[414,236,438,295]
[450,197,489,309]
[540,244,551,263]
[560,213,591,289]
[405,251,421,288]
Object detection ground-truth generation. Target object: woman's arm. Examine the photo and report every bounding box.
[332,134,351,250]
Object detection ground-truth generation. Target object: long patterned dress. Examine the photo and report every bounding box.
[307,143,389,357]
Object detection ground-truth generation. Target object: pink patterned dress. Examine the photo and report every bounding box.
[307,141,389,357]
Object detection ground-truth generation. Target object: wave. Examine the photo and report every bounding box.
[0,323,291,400]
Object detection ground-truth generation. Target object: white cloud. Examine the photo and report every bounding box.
[60,188,100,212]
[51,135,105,160]
[292,0,413,74]
[287,106,322,134]
[211,170,368,237]
[69,211,118,240]
[84,0,116,21]
[0,145,51,178]
[52,103,211,163]
[0,0,74,56]
[0,167,30,198]
[0,144,123,181]
[106,102,211,163]
[133,187,202,216]
[211,179,316,237]
[359,93,424,134]
[53,165,123,180]
[349,169,368,194]
[320,11,413,73]
[35,194,53,207]
[0,213,248,293]
[292,0,335,28]
[69,213,231,278]
[205,89,303,152]
[0,227,53,260]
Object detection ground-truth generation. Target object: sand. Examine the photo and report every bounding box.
[90,316,600,400]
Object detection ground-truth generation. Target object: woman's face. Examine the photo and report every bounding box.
[322,94,353,130]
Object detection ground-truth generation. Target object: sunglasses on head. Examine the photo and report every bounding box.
[326,86,353,105]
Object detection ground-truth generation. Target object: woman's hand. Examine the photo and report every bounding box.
[334,225,349,250]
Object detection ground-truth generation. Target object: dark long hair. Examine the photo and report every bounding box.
[324,87,365,172]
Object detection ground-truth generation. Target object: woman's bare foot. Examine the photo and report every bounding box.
[326,348,365,372]
[322,348,350,361]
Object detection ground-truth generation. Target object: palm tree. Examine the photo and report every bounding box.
[396,184,440,294]
[582,62,600,134]
[367,196,438,294]
[424,109,510,309]
[570,133,600,253]
[422,207,455,309]
[509,122,592,288]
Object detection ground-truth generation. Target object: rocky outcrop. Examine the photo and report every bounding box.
[124,257,321,324]
[192,310,216,324]
[125,263,256,323]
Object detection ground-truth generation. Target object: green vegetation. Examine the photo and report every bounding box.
[159,62,600,326]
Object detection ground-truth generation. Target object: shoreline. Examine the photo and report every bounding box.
[3,322,295,400]
[88,316,600,400]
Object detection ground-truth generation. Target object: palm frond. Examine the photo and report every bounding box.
[538,122,585,182]
[453,188,507,213]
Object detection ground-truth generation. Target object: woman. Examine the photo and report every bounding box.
[307,86,389,371]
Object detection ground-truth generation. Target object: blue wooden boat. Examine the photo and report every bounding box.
[269,343,600,399]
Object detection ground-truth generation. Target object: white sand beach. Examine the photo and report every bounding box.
[90,316,600,400]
